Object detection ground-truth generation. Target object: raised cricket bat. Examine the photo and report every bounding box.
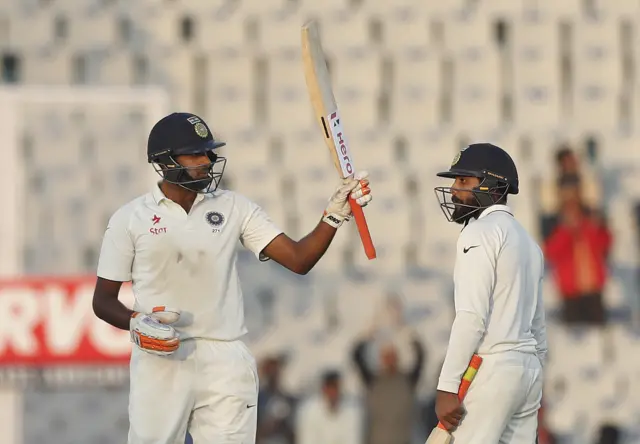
[301,20,377,260]
[425,354,483,444]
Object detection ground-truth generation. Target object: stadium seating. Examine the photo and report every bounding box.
[2,0,640,442]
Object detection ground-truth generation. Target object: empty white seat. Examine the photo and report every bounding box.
[161,49,203,111]
[406,130,461,170]
[193,13,247,54]
[258,11,303,55]
[23,50,75,85]
[512,16,561,132]
[298,0,350,17]
[320,13,372,52]
[398,278,452,314]
[70,14,118,50]
[390,49,442,133]
[346,129,398,170]
[443,15,492,53]
[239,0,287,15]
[477,0,526,18]
[177,0,236,15]
[141,8,182,51]
[451,47,501,133]
[232,170,287,227]
[280,130,333,172]
[599,134,640,165]
[415,239,457,273]
[100,52,134,86]
[526,0,583,19]
[205,52,256,134]
[383,13,430,53]
[334,48,382,94]
[349,169,411,274]
[572,17,622,133]
[224,133,275,177]
[293,164,340,237]
[590,0,639,17]
[607,197,637,265]
[336,280,388,332]
[8,11,54,50]
[362,0,466,17]
[267,53,316,133]
[314,239,351,275]
[333,91,379,133]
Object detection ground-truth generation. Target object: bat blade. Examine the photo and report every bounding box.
[424,355,483,444]
[300,20,376,260]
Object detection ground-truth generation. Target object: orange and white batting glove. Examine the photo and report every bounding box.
[323,171,372,228]
[129,306,181,356]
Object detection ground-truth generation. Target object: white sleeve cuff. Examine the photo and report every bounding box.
[437,310,485,393]
[96,270,132,283]
[254,230,283,261]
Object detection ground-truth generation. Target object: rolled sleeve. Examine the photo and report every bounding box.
[437,223,499,392]
[239,197,283,260]
[96,207,135,282]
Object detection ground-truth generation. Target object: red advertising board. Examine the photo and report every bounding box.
[0,276,133,365]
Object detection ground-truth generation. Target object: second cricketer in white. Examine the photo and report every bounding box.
[433,143,548,443]
[92,112,372,444]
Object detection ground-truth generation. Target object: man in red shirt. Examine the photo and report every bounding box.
[544,179,612,326]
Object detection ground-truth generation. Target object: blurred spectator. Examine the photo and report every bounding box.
[257,355,297,444]
[597,424,621,444]
[536,406,557,444]
[296,370,363,444]
[539,146,602,240]
[544,177,612,326]
[352,334,425,444]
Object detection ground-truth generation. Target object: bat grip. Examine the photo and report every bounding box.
[348,197,376,260]
[436,354,483,431]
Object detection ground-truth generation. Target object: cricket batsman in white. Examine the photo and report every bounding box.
[433,143,548,443]
[91,112,372,444]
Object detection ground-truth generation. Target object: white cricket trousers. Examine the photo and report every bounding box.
[451,351,543,444]
[128,338,259,444]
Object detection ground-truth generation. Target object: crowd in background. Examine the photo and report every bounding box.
[249,144,640,444]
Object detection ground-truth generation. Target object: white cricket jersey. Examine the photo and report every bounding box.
[296,397,363,444]
[96,183,283,341]
[437,205,548,393]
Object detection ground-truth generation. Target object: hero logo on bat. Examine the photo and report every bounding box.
[328,111,354,177]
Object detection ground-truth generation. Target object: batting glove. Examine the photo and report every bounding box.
[130,306,181,356]
[323,171,372,229]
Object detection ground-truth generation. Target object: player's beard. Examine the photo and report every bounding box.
[451,195,480,225]
[182,164,214,191]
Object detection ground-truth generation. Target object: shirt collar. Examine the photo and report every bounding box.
[151,182,166,204]
[150,182,206,206]
[478,204,513,220]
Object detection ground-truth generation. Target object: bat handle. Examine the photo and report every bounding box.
[348,197,376,260]
[436,354,483,431]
